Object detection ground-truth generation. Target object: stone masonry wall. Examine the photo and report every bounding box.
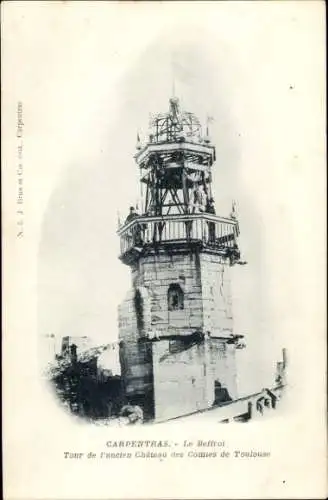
[152,339,209,421]
[209,339,237,400]
[152,336,237,421]
[131,252,203,337]
[118,288,153,410]
[199,253,234,337]
[119,251,234,340]
[118,249,238,418]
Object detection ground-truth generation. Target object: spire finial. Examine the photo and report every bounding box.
[136,130,141,150]
[230,199,238,219]
[204,115,214,143]
[171,56,176,98]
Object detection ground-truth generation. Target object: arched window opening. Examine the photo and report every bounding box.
[168,284,184,311]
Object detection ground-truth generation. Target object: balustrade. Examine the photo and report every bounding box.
[118,214,239,256]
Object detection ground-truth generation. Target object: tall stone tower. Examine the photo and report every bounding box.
[118,97,244,421]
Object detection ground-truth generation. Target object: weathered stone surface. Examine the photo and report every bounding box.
[152,341,213,421]
[118,249,237,419]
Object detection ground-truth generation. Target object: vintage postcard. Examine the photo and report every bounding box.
[2,1,327,499]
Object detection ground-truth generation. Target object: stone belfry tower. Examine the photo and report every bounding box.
[118,97,244,422]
